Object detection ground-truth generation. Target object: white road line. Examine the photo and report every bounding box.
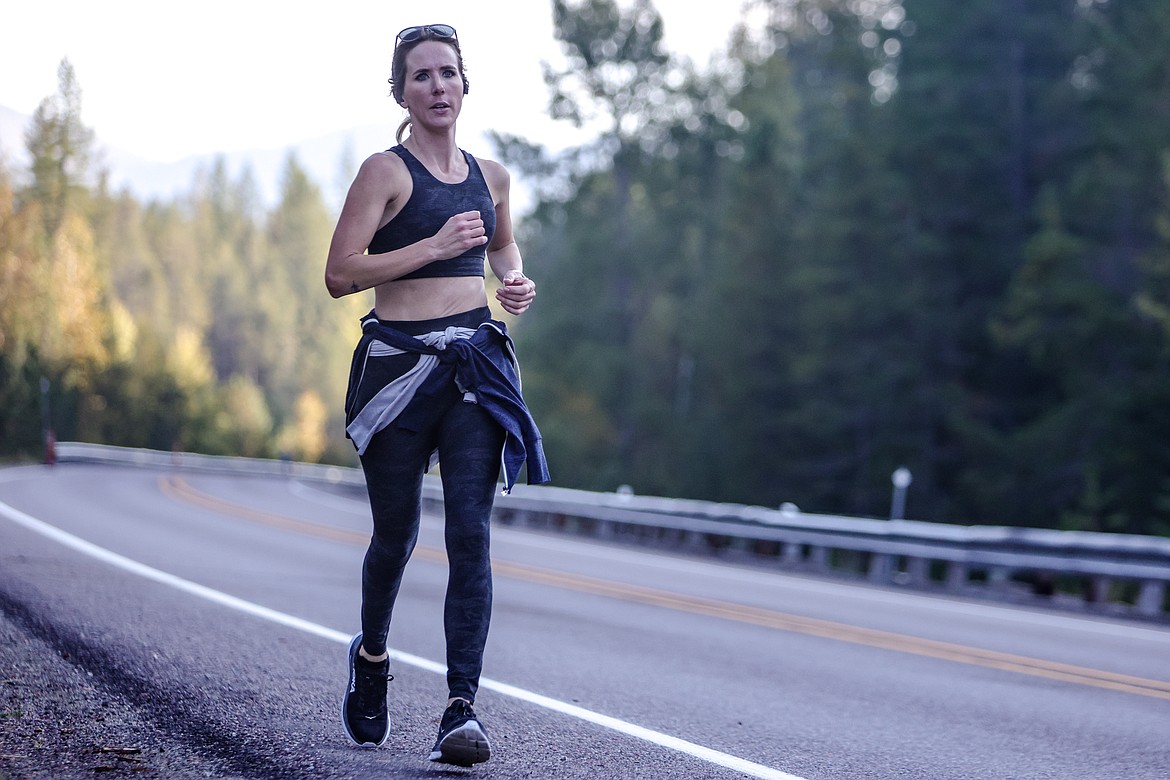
[0,498,807,780]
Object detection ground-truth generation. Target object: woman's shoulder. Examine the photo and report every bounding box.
[350,149,411,192]
[360,148,410,174]
[469,154,510,190]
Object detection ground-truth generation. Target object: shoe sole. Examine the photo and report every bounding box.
[341,632,389,748]
[428,721,492,766]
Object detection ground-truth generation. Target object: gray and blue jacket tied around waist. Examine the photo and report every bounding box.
[344,310,550,493]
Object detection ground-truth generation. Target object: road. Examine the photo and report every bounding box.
[1,462,1168,779]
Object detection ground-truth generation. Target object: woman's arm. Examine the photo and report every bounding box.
[324,153,489,298]
[481,159,536,315]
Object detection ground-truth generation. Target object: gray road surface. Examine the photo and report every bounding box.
[1,463,1168,779]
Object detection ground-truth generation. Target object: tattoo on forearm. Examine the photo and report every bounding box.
[350,280,360,293]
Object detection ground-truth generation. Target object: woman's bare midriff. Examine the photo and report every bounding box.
[373,275,489,321]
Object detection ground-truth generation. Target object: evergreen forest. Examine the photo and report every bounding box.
[2,0,1169,537]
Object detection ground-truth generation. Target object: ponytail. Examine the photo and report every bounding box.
[395,117,411,144]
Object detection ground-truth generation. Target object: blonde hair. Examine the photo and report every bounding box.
[396,117,411,144]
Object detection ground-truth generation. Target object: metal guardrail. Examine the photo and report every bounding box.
[52,442,1170,620]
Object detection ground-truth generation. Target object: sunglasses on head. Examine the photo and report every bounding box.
[395,24,458,46]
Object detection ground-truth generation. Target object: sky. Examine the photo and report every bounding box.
[3,0,747,164]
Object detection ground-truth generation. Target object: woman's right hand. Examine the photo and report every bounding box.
[431,210,489,258]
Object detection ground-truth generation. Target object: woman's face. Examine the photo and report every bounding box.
[399,40,464,129]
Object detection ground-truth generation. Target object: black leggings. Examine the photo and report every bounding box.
[356,309,505,704]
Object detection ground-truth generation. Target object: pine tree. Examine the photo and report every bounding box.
[25,59,95,239]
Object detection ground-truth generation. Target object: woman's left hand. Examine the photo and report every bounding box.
[496,270,536,315]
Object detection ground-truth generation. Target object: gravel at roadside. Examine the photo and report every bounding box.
[0,605,226,780]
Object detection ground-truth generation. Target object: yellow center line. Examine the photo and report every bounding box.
[159,474,1170,702]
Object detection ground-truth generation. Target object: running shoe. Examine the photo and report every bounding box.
[428,698,492,766]
[341,632,392,747]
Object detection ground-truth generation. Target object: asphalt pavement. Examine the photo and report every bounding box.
[2,463,1169,780]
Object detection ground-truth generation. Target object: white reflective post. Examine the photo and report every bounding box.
[890,467,912,520]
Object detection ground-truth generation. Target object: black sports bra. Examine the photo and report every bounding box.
[367,145,495,279]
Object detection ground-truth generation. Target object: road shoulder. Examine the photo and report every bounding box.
[0,602,219,779]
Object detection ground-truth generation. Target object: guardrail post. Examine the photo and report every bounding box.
[868,553,893,583]
[1088,576,1112,606]
[989,566,1011,592]
[1136,580,1166,618]
[946,561,968,591]
[782,542,802,565]
[905,556,929,587]
[807,546,828,572]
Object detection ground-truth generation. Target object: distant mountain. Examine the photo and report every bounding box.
[0,105,393,212]
[0,106,534,215]
[97,123,397,212]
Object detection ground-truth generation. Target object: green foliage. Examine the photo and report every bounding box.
[0,59,358,466]
[6,0,1170,539]
[500,0,1170,535]
[24,59,94,238]
[547,0,670,134]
